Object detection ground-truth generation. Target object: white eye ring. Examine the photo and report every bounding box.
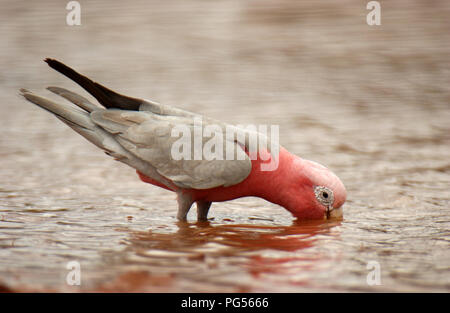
[314,186,334,207]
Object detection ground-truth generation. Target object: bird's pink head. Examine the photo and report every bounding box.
[274,156,347,220]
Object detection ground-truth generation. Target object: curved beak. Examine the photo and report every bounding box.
[325,204,344,220]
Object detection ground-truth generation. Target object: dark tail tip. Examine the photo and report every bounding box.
[44,58,60,68]
[43,58,142,111]
[44,58,78,80]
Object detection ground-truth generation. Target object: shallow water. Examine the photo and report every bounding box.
[0,0,449,292]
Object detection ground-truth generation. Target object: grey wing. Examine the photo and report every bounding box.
[90,110,252,189]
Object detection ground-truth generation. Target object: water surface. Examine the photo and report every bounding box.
[0,0,449,291]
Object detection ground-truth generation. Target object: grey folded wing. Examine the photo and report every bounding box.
[90,108,252,189]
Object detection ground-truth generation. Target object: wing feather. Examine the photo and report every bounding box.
[91,110,252,189]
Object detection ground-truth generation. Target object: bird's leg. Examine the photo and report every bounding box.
[176,193,193,221]
[196,201,212,221]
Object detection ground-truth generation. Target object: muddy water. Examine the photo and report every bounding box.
[0,0,449,291]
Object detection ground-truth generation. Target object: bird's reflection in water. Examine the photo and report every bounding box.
[127,219,341,252]
[115,218,342,291]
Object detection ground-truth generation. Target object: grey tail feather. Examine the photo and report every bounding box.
[19,89,109,151]
[44,58,143,111]
[20,89,177,191]
[46,86,100,113]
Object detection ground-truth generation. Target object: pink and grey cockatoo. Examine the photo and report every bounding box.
[20,59,346,221]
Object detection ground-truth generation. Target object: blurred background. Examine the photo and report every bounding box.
[0,0,449,292]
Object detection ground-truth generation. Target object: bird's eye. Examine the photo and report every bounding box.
[314,186,334,207]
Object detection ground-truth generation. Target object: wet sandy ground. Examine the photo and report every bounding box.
[0,0,449,291]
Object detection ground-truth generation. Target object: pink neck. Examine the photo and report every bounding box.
[249,147,297,203]
[188,147,298,204]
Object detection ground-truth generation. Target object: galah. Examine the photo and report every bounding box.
[20,59,346,222]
